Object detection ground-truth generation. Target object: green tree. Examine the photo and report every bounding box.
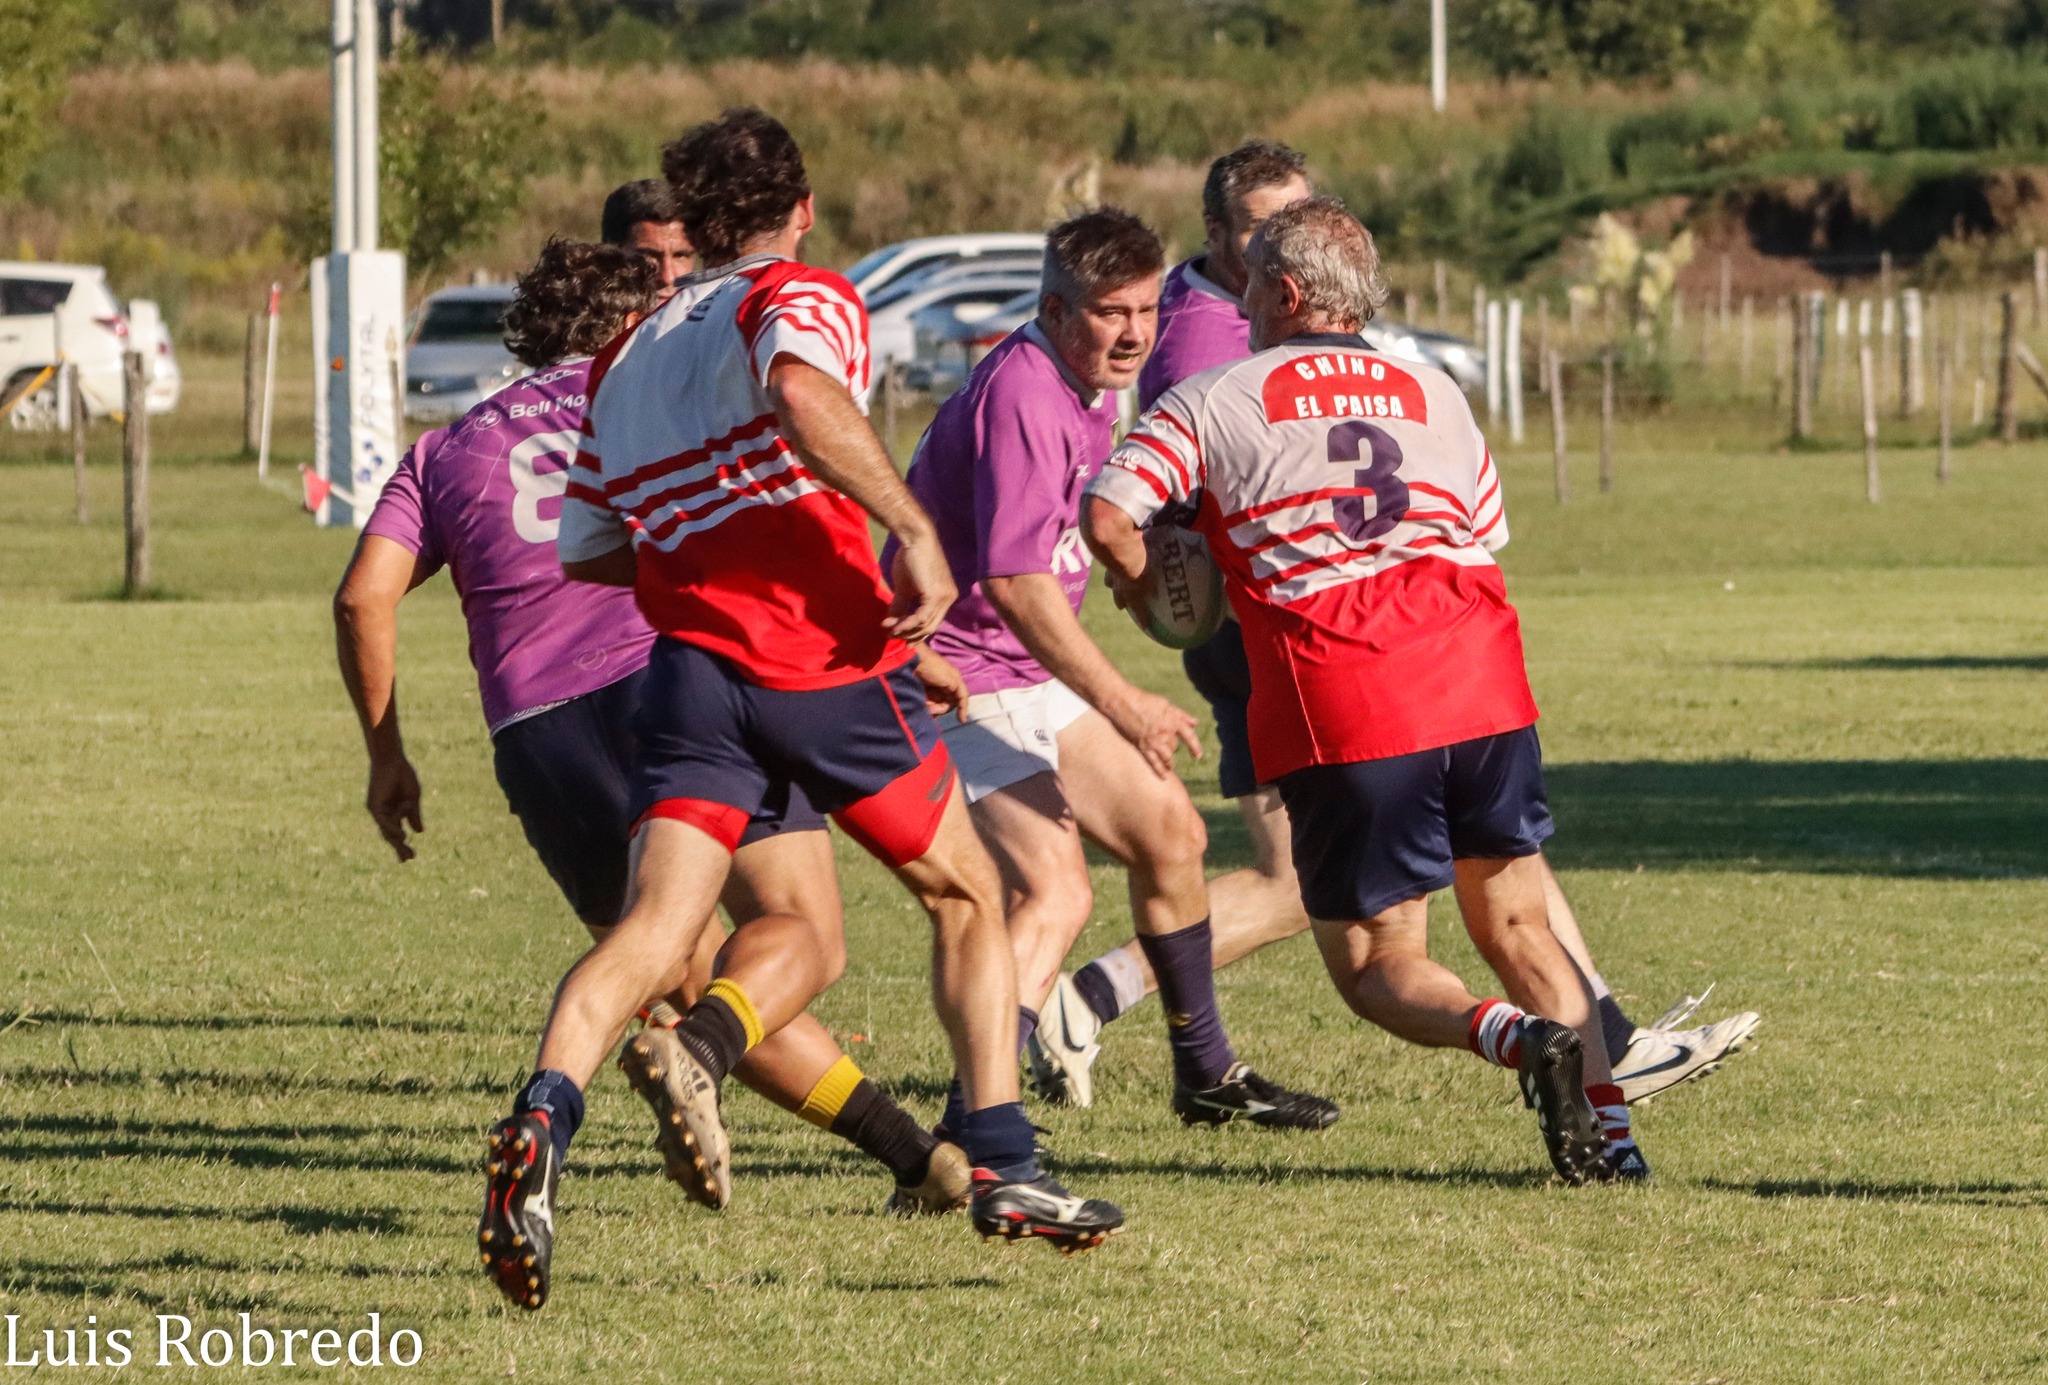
[1467,0,1763,80]
[379,46,543,282]
[0,0,98,196]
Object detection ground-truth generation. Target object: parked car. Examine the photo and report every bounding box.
[869,272,1040,373]
[864,252,1045,314]
[0,262,180,428]
[906,286,1039,396]
[844,233,1045,304]
[404,284,522,423]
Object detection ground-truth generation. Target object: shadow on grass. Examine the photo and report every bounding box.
[1201,759,2048,880]
[3,1128,474,1177]
[0,1007,495,1036]
[0,1194,408,1236]
[1050,1153,1552,1191]
[826,1275,1004,1293]
[0,1063,510,1099]
[1752,655,2048,672]
[0,1251,324,1315]
[1703,1176,2048,1207]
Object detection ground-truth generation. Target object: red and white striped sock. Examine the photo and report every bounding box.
[1468,999,1526,1068]
[1586,1081,1632,1151]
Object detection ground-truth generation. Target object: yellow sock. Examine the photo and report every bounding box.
[795,1055,864,1131]
[702,977,764,1051]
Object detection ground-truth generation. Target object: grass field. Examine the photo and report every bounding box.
[2,349,2046,1382]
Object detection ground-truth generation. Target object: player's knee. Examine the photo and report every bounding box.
[1137,795,1208,876]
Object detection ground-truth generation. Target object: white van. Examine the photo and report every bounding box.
[0,262,182,428]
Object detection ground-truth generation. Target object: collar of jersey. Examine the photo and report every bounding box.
[1182,257,1244,312]
[1284,330,1373,350]
[1020,318,1105,410]
[675,251,790,290]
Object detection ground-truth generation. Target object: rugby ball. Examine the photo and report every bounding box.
[1125,523,1227,650]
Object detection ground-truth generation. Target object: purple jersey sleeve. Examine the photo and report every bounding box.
[363,431,447,574]
[972,367,1079,580]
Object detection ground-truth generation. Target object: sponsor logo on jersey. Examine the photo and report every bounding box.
[1261,352,1428,425]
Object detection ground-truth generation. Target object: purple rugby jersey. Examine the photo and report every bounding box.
[363,360,655,733]
[890,321,1117,695]
[1137,257,1251,410]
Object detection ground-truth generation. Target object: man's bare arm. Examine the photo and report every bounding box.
[766,355,954,642]
[333,535,434,860]
[984,571,1199,777]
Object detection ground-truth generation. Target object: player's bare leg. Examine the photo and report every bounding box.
[483,817,738,1309]
[895,789,1123,1250]
[615,831,968,1215]
[1307,854,1627,1185]
[1047,711,1335,1128]
[1066,787,1307,1027]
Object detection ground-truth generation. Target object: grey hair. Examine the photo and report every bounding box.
[1244,196,1388,328]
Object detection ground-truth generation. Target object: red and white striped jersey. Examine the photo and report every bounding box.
[558,253,909,691]
[1086,332,1537,780]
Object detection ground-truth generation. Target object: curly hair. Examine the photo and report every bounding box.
[1201,140,1311,232]
[1041,207,1164,306]
[660,107,811,265]
[501,238,664,369]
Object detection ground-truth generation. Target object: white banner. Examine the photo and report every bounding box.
[309,250,406,528]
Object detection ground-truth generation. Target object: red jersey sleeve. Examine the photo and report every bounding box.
[737,264,872,404]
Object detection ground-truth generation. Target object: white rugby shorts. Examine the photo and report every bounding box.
[940,678,1092,803]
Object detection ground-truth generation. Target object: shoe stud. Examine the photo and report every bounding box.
[480,1229,493,1244]
[527,1276,539,1290]
[523,1255,535,1268]
[480,1253,492,1266]
[511,1234,524,1248]
[488,1132,502,1148]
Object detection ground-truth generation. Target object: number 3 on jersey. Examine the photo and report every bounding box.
[1327,419,1409,544]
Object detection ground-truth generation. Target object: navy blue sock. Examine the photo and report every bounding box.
[515,1069,585,1163]
[939,1008,1037,1136]
[958,1100,1040,1182]
[1071,961,1123,1026]
[1137,920,1236,1088]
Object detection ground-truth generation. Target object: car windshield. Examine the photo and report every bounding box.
[843,247,900,288]
[0,278,73,316]
[415,298,510,344]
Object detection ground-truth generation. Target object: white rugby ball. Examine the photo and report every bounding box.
[1126,523,1227,650]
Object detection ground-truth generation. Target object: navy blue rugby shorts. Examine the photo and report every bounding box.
[491,665,824,926]
[1277,725,1554,922]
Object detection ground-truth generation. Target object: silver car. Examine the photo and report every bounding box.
[404,285,523,423]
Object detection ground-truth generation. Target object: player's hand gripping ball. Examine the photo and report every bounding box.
[1118,523,1227,650]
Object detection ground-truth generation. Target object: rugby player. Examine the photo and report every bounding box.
[893,207,1335,1129]
[333,241,971,1295]
[600,178,692,287]
[1040,141,1757,1110]
[482,110,1122,1310]
[1083,197,1645,1183]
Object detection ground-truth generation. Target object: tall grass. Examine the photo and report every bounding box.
[10,54,2048,327]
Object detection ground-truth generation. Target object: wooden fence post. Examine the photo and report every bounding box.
[1900,288,1924,417]
[1549,350,1568,503]
[242,311,261,456]
[1791,294,1814,441]
[1859,338,1881,503]
[70,364,88,525]
[1599,352,1614,493]
[1434,259,1447,329]
[1998,289,2019,443]
[1505,298,1525,443]
[122,351,150,595]
[1937,343,1953,486]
